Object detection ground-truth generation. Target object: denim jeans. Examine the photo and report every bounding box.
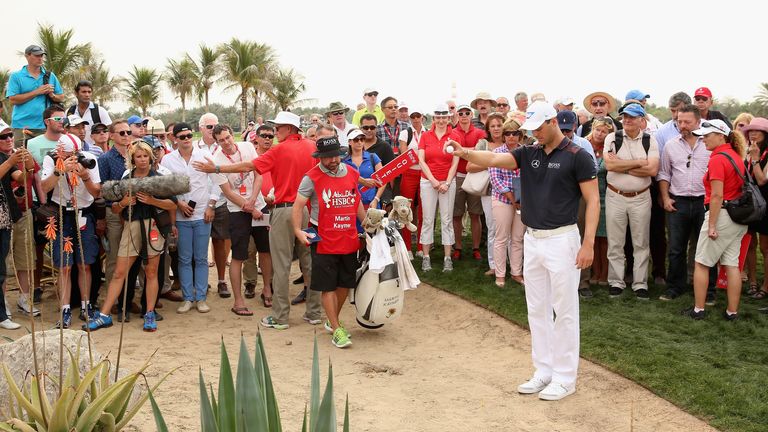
[0,229,10,321]
[666,196,715,295]
[177,220,212,301]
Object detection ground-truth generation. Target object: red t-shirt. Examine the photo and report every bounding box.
[450,124,486,174]
[252,134,317,204]
[419,126,455,181]
[703,144,745,204]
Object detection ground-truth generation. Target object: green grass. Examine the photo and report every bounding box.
[419,241,768,432]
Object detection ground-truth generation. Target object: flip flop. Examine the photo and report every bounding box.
[231,306,253,316]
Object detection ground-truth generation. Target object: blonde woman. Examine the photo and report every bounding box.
[86,140,177,332]
[586,118,615,286]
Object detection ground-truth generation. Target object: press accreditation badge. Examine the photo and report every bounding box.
[239,184,247,196]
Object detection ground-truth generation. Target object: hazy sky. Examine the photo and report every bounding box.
[5,0,763,115]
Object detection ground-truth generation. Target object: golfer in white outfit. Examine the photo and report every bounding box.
[448,101,599,400]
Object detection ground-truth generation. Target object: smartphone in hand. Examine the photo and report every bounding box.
[303,227,322,244]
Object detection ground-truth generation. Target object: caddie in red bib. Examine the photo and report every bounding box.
[293,137,366,349]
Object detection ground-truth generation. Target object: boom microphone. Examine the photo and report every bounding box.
[101,174,191,202]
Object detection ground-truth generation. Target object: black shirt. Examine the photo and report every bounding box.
[365,138,395,167]
[0,153,21,223]
[511,138,597,230]
[706,110,733,129]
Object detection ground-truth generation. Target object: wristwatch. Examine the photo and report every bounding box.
[207,203,216,209]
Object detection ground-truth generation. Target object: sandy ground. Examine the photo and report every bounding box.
[1,263,717,432]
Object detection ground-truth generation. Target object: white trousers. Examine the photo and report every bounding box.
[481,195,495,268]
[523,229,581,387]
[419,179,456,246]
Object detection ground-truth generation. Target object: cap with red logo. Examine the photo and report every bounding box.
[694,87,713,99]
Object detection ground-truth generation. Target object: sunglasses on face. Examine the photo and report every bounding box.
[457,111,472,117]
[434,111,449,116]
[177,133,194,140]
[365,92,378,97]
[591,101,608,107]
[259,134,274,140]
[694,96,709,102]
[48,116,65,122]
[204,124,216,130]
[497,103,509,108]
[116,130,132,136]
[351,137,365,143]
[503,131,522,137]
[92,129,109,134]
[0,133,13,140]
[331,110,345,116]
[385,105,399,110]
[361,126,377,131]
[410,114,423,119]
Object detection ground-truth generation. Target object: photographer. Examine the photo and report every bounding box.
[40,134,101,329]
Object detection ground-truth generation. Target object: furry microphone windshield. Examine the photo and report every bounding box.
[101,174,191,202]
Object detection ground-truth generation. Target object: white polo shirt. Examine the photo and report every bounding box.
[41,151,101,208]
[68,102,112,144]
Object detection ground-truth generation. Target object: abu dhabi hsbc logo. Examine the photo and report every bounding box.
[321,188,356,208]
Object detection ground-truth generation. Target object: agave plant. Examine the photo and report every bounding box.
[0,343,172,431]
[186,332,350,432]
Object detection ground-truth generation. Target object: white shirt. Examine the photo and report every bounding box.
[195,138,225,207]
[70,102,112,144]
[41,151,101,208]
[333,121,356,149]
[398,126,425,170]
[212,142,264,213]
[160,146,219,221]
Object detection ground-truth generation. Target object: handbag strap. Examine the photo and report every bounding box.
[715,152,750,185]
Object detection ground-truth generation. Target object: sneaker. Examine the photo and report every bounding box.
[260,316,289,330]
[682,306,705,320]
[472,248,482,260]
[415,250,424,258]
[56,308,72,329]
[422,256,432,272]
[79,304,97,321]
[17,296,40,317]
[143,311,158,332]
[196,300,211,313]
[4,298,10,319]
[578,288,593,299]
[324,319,334,333]
[244,283,256,299]
[149,311,164,321]
[705,292,716,306]
[302,315,322,325]
[517,377,550,394]
[723,310,739,321]
[635,289,650,300]
[217,282,231,298]
[538,382,576,401]
[177,301,193,314]
[0,319,21,330]
[332,327,352,348]
[659,290,680,301]
[83,314,113,331]
[291,287,307,305]
[443,257,453,272]
[451,248,461,260]
[608,286,623,298]
[33,287,43,303]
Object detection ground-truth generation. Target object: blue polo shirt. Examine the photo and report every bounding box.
[343,151,381,204]
[6,66,63,129]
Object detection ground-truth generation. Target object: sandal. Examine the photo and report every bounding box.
[751,289,768,300]
[747,283,760,296]
[231,306,253,316]
[260,293,273,308]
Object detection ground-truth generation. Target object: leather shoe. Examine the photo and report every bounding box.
[218,282,231,298]
[160,290,184,302]
[244,283,256,299]
[291,287,307,305]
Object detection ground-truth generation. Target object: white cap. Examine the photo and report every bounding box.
[409,107,424,117]
[398,102,409,111]
[347,129,364,140]
[456,104,472,112]
[520,101,558,130]
[267,112,301,129]
[363,88,378,95]
[693,119,731,137]
[58,133,83,152]
[557,97,575,106]
[65,115,88,127]
[0,119,10,133]
[433,104,451,117]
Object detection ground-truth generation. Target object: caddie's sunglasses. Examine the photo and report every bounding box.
[0,133,13,140]
[259,134,274,140]
[361,126,377,131]
[591,101,608,107]
[694,96,709,102]
[331,110,346,116]
[177,133,194,140]
[116,130,132,136]
[701,121,727,134]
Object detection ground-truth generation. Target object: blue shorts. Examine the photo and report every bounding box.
[51,212,100,267]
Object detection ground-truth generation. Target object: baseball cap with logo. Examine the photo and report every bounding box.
[693,119,731,137]
[520,101,558,130]
[694,87,713,99]
[347,129,365,141]
[363,88,379,96]
[312,137,345,158]
[625,89,650,102]
[621,103,646,118]
[63,115,88,128]
[172,122,193,136]
[556,111,578,131]
[142,135,165,150]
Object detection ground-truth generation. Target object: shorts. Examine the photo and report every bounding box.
[11,210,35,271]
[52,212,100,267]
[229,211,270,260]
[309,247,358,292]
[117,218,165,258]
[695,210,748,267]
[453,176,483,217]
[210,204,230,240]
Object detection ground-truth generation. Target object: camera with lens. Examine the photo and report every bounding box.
[46,150,96,170]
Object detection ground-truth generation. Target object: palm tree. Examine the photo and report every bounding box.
[165,58,197,122]
[189,44,219,112]
[755,83,768,110]
[0,68,10,123]
[36,24,91,91]
[69,47,123,107]
[267,68,308,112]
[124,66,162,117]
[218,38,275,129]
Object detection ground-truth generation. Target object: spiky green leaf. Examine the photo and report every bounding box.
[217,339,236,432]
[236,336,268,431]
[314,361,336,432]
[343,395,349,432]
[199,369,218,432]
[148,388,169,432]
[310,335,320,432]
[257,333,282,432]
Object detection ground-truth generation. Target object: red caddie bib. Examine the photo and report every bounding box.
[307,166,361,255]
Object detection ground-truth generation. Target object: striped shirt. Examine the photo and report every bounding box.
[489,145,520,204]
[656,134,709,197]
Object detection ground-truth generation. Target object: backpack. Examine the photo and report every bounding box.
[67,103,102,125]
[716,152,766,225]
[614,132,651,155]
